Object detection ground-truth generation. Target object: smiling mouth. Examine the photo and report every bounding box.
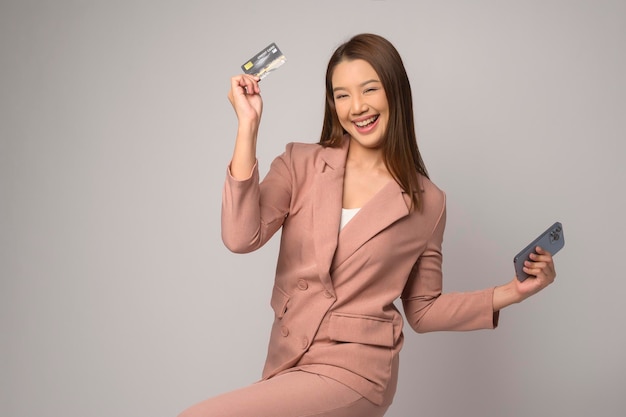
[353,115,379,128]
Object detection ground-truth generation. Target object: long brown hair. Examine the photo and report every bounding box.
[319,33,429,211]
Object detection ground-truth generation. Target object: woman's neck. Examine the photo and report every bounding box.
[346,139,387,173]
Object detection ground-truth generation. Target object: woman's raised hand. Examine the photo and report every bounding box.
[227,74,263,180]
[228,74,263,127]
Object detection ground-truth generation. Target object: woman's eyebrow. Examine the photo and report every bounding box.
[332,79,381,92]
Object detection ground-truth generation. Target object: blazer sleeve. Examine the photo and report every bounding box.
[221,144,293,253]
[401,197,499,333]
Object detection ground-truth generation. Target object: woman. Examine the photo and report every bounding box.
[179,33,556,417]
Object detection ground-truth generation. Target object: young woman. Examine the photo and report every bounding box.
[179,33,556,417]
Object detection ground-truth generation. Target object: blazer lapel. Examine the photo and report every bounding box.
[312,140,348,292]
[331,179,411,271]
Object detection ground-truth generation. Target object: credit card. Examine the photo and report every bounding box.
[241,42,286,80]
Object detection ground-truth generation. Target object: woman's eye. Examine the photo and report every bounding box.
[364,88,378,94]
[335,94,348,100]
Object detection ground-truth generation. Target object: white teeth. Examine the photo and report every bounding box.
[354,115,378,127]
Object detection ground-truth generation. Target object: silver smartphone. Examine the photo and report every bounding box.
[514,222,565,282]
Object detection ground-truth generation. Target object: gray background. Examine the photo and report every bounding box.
[1,1,625,416]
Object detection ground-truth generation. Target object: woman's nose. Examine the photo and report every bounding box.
[350,96,367,114]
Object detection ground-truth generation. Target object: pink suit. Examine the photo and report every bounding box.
[220,136,497,406]
[177,136,498,417]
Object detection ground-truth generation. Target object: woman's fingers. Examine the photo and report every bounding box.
[231,74,260,96]
[228,74,263,123]
[513,246,557,300]
[523,246,556,282]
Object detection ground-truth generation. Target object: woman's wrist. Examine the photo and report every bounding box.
[492,280,525,312]
[230,125,258,180]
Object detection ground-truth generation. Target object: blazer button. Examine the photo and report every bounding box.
[280,326,289,337]
[297,279,308,291]
[301,337,309,349]
[323,290,334,299]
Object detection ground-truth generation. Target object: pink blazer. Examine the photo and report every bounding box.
[222,137,497,406]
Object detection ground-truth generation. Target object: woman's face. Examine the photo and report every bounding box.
[331,59,389,150]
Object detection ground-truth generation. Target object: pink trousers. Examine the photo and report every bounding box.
[177,371,390,417]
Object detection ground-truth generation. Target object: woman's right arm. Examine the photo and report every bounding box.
[227,74,263,179]
[222,74,292,253]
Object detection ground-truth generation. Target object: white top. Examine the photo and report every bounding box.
[340,207,361,230]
